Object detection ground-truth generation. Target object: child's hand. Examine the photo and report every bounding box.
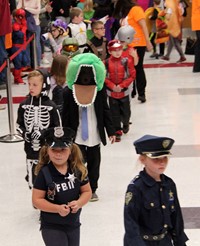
[129,47,137,58]
[109,135,116,144]
[115,85,122,92]
[68,201,81,213]
[45,4,52,13]
[48,32,53,39]
[58,204,71,217]
[59,8,64,14]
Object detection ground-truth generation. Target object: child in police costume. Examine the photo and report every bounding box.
[124,135,188,246]
[32,126,92,246]
[16,69,59,189]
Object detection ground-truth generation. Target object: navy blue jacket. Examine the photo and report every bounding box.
[124,169,188,246]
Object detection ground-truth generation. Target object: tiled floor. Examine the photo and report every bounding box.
[0,40,200,245]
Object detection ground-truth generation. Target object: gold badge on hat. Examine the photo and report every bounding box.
[54,127,64,138]
[162,140,170,149]
[125,192,133,205]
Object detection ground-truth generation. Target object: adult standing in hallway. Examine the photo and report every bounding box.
[113,0,153,103]
[191,0,200,72]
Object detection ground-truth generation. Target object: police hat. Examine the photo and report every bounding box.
[43,127,75,148]
[133,135,175,158]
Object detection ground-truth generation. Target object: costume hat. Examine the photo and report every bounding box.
[43,127,75,148]
[134,134,175,158]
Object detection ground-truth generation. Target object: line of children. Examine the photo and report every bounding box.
[105,40,136,142]
[16,69,60,189]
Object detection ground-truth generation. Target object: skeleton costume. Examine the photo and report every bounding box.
[16,69,60,188]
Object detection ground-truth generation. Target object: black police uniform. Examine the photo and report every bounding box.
[124,169,188,246]
[34,162,89,231]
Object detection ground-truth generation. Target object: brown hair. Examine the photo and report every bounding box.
[35,144,88,181]
[69,7,83,20]
[83,0,94,12]
[50,55,68,86]
[153,0,161,5]
[91,20,104,31]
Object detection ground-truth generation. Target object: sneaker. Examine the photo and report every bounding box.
[0,105,6,110]
[0,83,6,90]
[176,57,186,63]
[161,56,169,61]
[150,53,159,59]
[115,134,121,142]
[41,58,50,64]
[90,192,99,202]
[138,95,146,103]
[123,125,129,134]
[131,90,136,98]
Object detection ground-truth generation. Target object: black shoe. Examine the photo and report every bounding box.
[123,125,129,134]
[138,95,146,103]
[131,90,136,98]
[90,192,99,202]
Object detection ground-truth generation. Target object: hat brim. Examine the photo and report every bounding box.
[48,140,71,148]
[145,151,172,159]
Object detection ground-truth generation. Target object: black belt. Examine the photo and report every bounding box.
[143,231,168,241]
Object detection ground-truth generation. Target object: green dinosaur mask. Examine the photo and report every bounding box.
[66,53,106,106]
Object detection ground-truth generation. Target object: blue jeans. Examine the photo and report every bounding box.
[0,35,8,84]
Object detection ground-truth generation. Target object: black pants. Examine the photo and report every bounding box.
[150,32,165,55]
[133,46,147,97]
[108,96,130,132]
[78,144,101,193]
[193,30,200,72]
[42,228,80,246]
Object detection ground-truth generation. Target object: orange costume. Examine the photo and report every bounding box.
[165,0,182,38]
[191,0,200,31]
[127,6,147,47]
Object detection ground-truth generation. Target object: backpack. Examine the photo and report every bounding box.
[24,9,37,33]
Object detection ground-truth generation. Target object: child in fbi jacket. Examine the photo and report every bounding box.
[32,126,92,246]
[124,134,188,245]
